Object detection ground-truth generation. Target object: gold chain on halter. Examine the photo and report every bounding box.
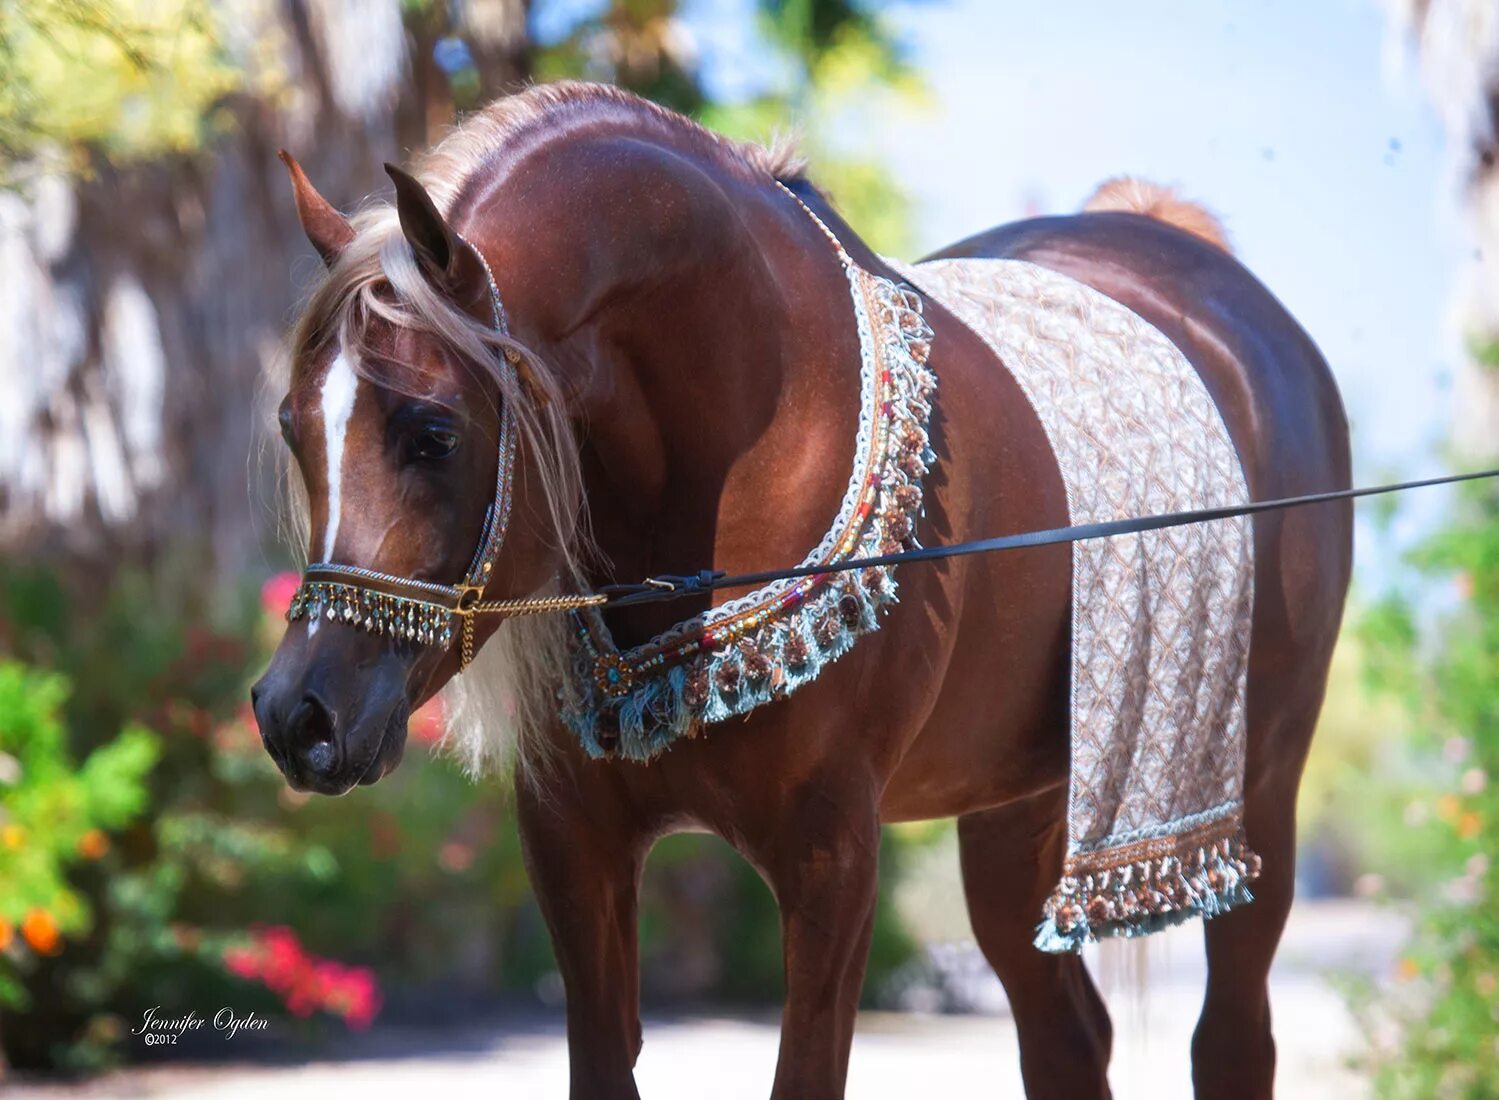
[456,592,610,669]
[472,593,609,617]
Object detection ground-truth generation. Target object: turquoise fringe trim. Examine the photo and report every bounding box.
[567,566,900,762]
[1034,880,1255,953]
[1033,835,1261,954]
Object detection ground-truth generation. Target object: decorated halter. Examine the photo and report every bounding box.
[285,236,602,669]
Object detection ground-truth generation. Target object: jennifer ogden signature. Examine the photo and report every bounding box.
[131,1006,270,1044]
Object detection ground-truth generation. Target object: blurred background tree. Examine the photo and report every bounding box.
[1347,4,1499,1096]
[0,0,920,577]
[1385,0,1499,454]
[0,0,532,579]
[0,0,237,176]
[0,0,931,1073]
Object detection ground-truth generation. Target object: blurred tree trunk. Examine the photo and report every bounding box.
[0,0,532,590]
[1390,0,1499,455]
[0,0,910,590]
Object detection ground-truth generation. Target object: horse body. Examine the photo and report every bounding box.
[518,195,1351,1100]
[254,85,1351,1100]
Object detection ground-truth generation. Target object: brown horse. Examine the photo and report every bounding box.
[252,82,1351,1099]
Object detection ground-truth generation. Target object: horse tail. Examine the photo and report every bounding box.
[1083,176,1232,254]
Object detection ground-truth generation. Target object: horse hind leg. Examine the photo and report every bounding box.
[959,792,1114,1100]
[1190,703,1321,1099]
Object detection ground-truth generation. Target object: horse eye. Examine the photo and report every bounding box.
[412,426,460,461]
[278,403,296,444]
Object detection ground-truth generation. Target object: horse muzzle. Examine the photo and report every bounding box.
[251,628,413,795]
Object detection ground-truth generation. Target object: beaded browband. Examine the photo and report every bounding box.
[284,235,604,669]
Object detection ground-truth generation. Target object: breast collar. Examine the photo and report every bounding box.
[560,184,938,760]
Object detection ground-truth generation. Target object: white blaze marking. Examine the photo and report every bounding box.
[309,348,360,637]
[320,349,360,560]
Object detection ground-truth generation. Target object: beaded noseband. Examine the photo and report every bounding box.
[284,235,604,670]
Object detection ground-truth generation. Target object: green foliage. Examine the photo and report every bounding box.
[0,561,538,1068]
[1353,478,1499,1098]
[0,0,238,179]
[1295,625,1443,898]
[1466,337,1499,372]
[540,0,924,256]
[0,662,158,1012]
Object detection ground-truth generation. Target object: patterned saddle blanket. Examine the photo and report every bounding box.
[893,257,1260,952]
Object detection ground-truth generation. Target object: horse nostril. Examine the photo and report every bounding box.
[287,691,340,777]
[306,739,337,775]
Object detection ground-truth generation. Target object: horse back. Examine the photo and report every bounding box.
[923,210,1354,790]
[925,211,1351,501]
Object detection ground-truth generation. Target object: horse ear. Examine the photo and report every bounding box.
[384,163,487,306]
[278,150,353,266]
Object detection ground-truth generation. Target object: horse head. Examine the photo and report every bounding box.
[251,154,576,794]
[253,85,862,794]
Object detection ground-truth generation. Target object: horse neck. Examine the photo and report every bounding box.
[462,144,865,640]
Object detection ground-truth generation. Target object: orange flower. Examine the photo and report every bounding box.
[21,909,61,955]
[2,824,24,850]
[1436,794,1461,823]
[77,829,110,860]
[0,919,12,950]
[1396,957,1420,981]
[1458,812,1483,840]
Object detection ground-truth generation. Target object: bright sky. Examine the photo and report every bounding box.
[550,0,1470,576]
[874,1,1462,472]
[867,0,1467,576]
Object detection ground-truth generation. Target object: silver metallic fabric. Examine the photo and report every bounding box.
[894,257,1259,951]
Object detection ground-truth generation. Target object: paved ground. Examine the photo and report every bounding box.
[9,900,1405,1099]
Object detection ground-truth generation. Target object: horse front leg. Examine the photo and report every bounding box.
[516,766,648,1100]
[752,787,882,1100]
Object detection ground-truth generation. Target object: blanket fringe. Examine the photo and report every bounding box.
[1034,829,1262,954]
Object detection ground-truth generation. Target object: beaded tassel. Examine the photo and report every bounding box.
[1033,826,1262,953]
[287,581,454,648]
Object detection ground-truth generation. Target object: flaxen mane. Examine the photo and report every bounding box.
[278,83,807,775]
[415,81,807,215]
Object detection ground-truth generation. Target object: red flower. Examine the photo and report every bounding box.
[261,572,302,619]
[220,925,382,1031]
[409,697,446,745]
[222,946,261,979]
